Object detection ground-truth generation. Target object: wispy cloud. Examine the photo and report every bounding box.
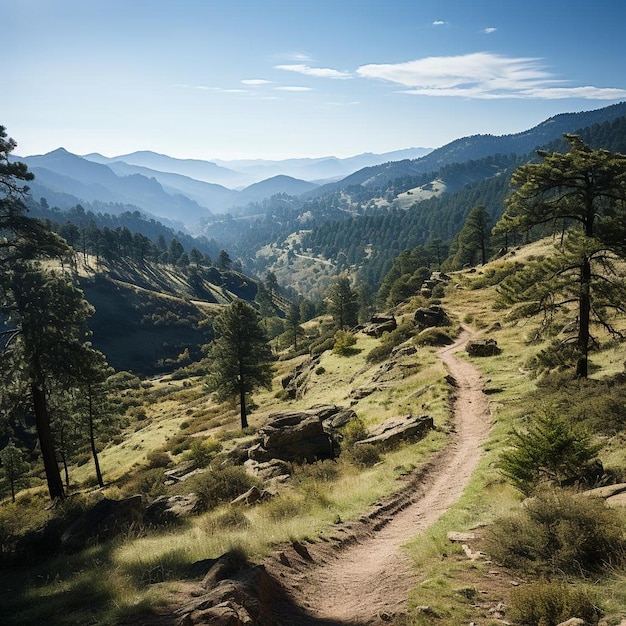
[482,27,497,34]
[275,64,353,79]
[357,52,626,100]
[241,79,272,86]
[275,86,314,92]
[433,20,447,26]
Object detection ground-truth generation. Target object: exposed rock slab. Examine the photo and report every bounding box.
[356,414,434,448]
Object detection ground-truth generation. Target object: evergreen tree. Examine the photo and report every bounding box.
[326,275,359,330]
[0,441,30,503]
[205,300,273,429]
[1,264,95,500]
[495,135,626,377]
[444,205,491,269]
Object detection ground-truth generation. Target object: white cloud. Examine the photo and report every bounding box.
[356,52,626,100]
[241,79,272,85]
[433,20,447,26]
[482,27,497,34]
[274,86,314,92]
[275,64,353,79]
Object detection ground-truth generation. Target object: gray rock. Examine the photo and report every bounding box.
[361,314,397,338]
[465,338,501,356]
[355,415,434,448]
[60,495,143,552]
[230,486,273,507]
[414,306,449,330]
[244,459,291,481]
[145,494,201,524]
[249,410,334,463]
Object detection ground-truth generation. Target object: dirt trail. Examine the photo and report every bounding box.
[267,327,492,625]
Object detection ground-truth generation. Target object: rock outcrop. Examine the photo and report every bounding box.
[359,314,397,338]
[356,414,434,448]
[145,494,201,525]
[248,410,335,463]
[465,338,501,357]
[414,305,450,329]
[60,495,144,552]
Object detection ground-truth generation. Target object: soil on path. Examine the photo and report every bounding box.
[266,327,492,625]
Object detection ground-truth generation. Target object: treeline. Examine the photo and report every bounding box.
[25,201,225,269]
[301,116,626,292]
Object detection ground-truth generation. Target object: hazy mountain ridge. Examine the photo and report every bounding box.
[314,102,626,193]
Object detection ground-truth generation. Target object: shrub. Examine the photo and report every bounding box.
[332,330,357,355]
[340,417,368,447]
[186,438,223,468]
[310,335,335,357]
[498,407,602,495]
[204,508,250,532]
[146,449,171,469]
[264,493,303,521]
[187,466,258,511]
[509,580,601,626]
[366,343,394,363]
[292,459,339,484]
[346,444,381,467]
[414,327,455,346]
[486,488,625,576]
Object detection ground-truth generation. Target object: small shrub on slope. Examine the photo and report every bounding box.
[486,488,625,576]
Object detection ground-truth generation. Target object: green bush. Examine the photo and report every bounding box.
[187,466,258,511]
[292,459,339,484]
[340,417,368,447]
[146,449,171,469]
[499,407,602,495]
[366,343,394,363]
[509,580,601,626]
[486,488,625,576]
[186,438,223,468]
[413,326,455,346]
[346,444,381,467]
[332,330,358,355]
[264,493,303,521]
[204,508,250,531]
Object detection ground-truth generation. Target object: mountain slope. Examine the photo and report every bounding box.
[314,101,626,193]
[22,149,213,228]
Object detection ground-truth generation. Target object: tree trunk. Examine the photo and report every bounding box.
[31,381,65,500]
[88,387,104,488]
[239,381,248,429]
[576,256,592,378]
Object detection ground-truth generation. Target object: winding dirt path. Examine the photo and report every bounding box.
[267,327,492,625]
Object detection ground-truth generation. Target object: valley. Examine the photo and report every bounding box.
[2,102,626,626]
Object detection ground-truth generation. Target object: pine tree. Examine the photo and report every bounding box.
[495,135,626,377]
[205,300,273,429]
[0,441,30,503]
[326,275,359,330]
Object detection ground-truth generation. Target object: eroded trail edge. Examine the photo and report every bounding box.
[267,327,492,625]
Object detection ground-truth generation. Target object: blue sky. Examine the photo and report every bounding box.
[6,0,626,160]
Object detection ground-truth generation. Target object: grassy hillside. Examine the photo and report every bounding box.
[75,256,259,374]
[1,239,625,625]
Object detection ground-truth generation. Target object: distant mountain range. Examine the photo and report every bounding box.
[16,102,626,234]
[85,147,433,188]
[17,146,431,230]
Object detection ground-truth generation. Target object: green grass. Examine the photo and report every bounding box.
[4,237,626,625]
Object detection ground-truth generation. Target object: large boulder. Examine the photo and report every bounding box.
[465,338,501,357]
[249,410,335,463]
[360,314,397,338]
[177,559,285,626]
[355,414,434,448]
[280,356,320,399]
[60,495,144,552]
[145,493,201,525]
[414,306,449,330]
